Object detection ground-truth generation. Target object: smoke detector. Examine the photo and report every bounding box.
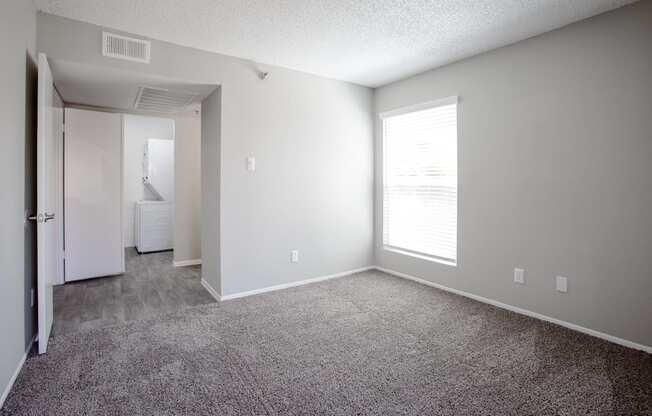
[134,87,197,113]
[102,32,151,64]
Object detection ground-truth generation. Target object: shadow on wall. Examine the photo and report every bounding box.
[23,51,37,351]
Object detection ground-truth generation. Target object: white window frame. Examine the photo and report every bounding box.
[380,95,459,266]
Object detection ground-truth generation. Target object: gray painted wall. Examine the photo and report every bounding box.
[174,116,202,263]
[201,89,221,294]
[37,13,374,297]
[374,1,652,347]
[220,62,374,295]
[0,0,37,400]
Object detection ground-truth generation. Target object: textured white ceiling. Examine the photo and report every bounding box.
[34,0,637,87]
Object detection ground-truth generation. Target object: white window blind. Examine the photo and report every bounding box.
[382,97,458,264]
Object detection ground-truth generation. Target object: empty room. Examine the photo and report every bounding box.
[1,0,650,415]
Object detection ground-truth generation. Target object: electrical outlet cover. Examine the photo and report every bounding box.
[556,276,568,293]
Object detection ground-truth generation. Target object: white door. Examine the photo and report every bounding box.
[36,53,57,354]
[64,108,124,281]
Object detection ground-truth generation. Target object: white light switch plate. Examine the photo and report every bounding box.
[291,250,299,263]
[556,276,568,293]
[246,156,255,171]
[514,268,525,284]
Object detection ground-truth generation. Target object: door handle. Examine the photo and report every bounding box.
[27,213,43,223]
[26,213,55,223]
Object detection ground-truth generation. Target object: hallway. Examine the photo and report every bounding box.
[52,249,215,335]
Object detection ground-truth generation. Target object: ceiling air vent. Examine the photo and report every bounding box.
[102,32,151,63]
[134,87,197,113]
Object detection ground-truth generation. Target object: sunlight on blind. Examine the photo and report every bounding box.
[382,101,457,263]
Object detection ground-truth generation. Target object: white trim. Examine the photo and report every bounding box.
[201,278,221,301]
[379,95,458,119]
[380,97,460,266]
[221,266,375,301]
[383,246,456,267]
[374,95,462,267]
[1,336,36,409]
[54,88,65,286]
[173,259,202,267]
[375,266,652,354]
[120,114,126,274]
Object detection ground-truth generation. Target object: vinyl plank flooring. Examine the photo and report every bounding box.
[102,276,122,301]
[142,285,164,311]
[79,303,102,323]
[53,248,215,335]
[62,283,86,307]
[123,294,146,322]
[120,275,140,295]
[102,299,126,323]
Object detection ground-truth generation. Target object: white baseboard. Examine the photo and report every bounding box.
[220,266,375,301]
[1,336,36,409]
[376,266,652,354]
[173,259,202,267]
[201,279,222,302]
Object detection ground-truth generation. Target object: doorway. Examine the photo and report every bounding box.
[39,57,217,339]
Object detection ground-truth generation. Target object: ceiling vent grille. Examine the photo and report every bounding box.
[134,87,197,113]
[102,32,151,63]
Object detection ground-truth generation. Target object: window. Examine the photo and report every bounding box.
[381,97,458,264]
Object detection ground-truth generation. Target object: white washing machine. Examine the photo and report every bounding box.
[134,200,174,253]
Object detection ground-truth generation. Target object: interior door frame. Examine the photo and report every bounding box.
[54,87,65,286]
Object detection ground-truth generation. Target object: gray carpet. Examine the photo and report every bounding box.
[3,271,651,415]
